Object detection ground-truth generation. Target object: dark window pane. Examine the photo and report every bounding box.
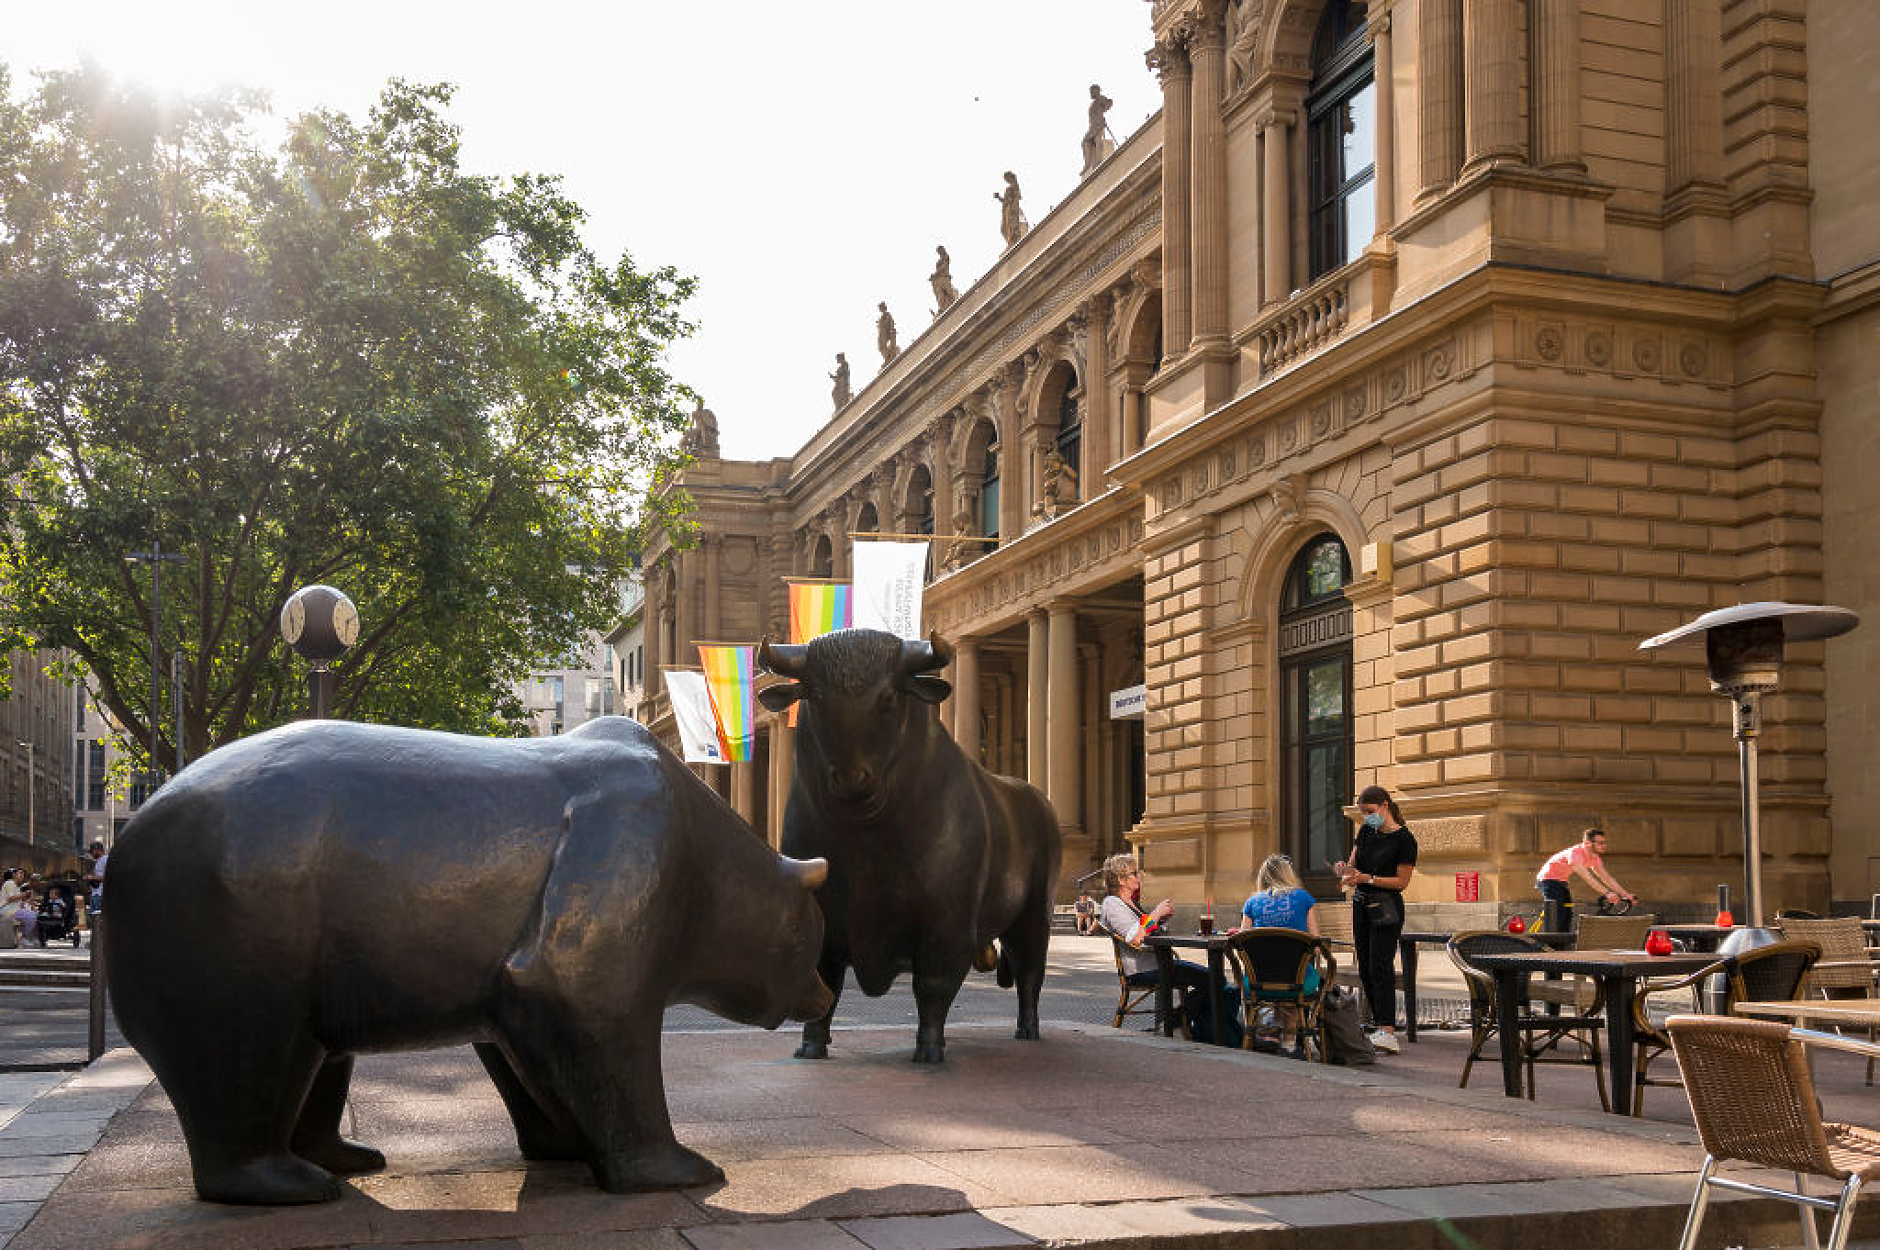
[1305,656,1347,735]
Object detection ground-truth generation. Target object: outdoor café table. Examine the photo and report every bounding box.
[1396,928,1573,1043]
[1145,933,1232,1047]
[1468,948,1720,1114]
[1658,924,1737,953]
[1731,998,1880,1028]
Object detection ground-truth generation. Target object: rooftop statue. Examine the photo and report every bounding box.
[1081,84,1115,175]
[681,398,719,458]
[930,245,960,315]
[877,301,899,363]
[996,171,1029,248]
[830,352,853,409]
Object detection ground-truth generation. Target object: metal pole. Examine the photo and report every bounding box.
[1732,691,1764,928]
[310,666,333,719]
[87,912,105,1062]
[149,541,162,782]
[24,742,31,847]
[171,652,185,773]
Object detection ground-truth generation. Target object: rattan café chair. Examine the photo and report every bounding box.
[1108,934,1188,1038]
[1666,1014,1880,1250]
[1778,916,1880,1086]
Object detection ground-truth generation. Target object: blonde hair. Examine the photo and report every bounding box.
[1102,852,1138,895]
[1256,854,1303,896]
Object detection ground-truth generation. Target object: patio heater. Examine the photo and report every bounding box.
[1638,602,1860,929]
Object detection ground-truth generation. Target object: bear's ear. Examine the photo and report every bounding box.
[908,675,951,705]
[759,682,807,712]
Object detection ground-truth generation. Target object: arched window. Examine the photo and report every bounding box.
[1278,533,1353,885]
[981,443,1000,542]
[1306,0,1376,280]
[1055,379,1082,488]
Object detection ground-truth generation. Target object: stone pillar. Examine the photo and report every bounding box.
[1084,296,1112,483]
[1150,34,1193,356]
[1188,3,1230,352]
[644,570,663,700]
[1664,0,1724,192]
[673,550,693,666]
[1368,13,1397,232]
[952,638,981,764]
[832,508,851,579]
[1261,112,1293,305]
[1418,0,1464,197]
[1462,0,1524,171]
[1047,602,1082,832]
[1530,0,1583,171]
[768,720,794,849]
[731,758,756,826]
[997,375,1026,543]
[1026,611,1049,791]
[702,537,720,641]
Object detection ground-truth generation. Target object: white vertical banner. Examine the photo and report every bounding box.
[851,540,928,639]
[664,671,726,765]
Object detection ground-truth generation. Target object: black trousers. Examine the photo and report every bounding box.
[1126,959,1240,1045]
[1538,879,1575,932]
[1351,889,1404,1029]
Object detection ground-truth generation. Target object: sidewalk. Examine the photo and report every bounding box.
[10,1020,1879,1249]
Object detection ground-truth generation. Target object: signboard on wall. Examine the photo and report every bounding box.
[1109,684,1146,719]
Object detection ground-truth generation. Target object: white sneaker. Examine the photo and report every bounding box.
[1367,1028,1401,1054]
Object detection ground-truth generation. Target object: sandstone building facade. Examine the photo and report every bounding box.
[643,0,1878,916]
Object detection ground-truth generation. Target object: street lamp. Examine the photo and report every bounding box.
[1639,601,1861,928]
[125,543,184,784]
[13,740,31,847]
[280,585,359,718]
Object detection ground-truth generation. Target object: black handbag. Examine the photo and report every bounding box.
[1321,987,1376,1065]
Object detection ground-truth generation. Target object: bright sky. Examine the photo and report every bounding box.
[7,2,1162,462]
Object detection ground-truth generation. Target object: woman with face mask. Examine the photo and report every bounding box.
[1333,784,1418,1053]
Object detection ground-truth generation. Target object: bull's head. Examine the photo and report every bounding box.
[759,628,953,812]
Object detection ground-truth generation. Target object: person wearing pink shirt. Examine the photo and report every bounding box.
[1536,828,1636,929]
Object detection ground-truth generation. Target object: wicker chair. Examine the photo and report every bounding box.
[1226,927,1336,1062]
[1666,1014,1880,1250]
[1529,913,1658,1012]
[1629,939,1821,1116]
[1109,936,1187,1037]
[1777,916,1879,1085]
[1447,931,1610,1110]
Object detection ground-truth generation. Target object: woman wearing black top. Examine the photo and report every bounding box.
[1334,784,1418,1053]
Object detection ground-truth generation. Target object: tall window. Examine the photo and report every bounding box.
[981,444,1000,542]
[1279,534,1353,886]
[86,742,106,811]
[1055,381,1082,487]
[1306,0,1376,280]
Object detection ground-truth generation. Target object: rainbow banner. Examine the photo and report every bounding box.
[789,580,853,644]
[697,644,756,763]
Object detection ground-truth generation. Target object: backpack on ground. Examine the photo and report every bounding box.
[1321,987,1376,1065]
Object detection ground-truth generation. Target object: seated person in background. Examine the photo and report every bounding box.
[13,887,37,947]
[1235,854,1321,1055]
[1099,853,1238,1045]
[1074,891,1098,935]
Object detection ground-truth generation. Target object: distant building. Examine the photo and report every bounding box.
[605,572,646,725]
[2,650,76,850]
[514,575,638,737]
[71,677,148,849]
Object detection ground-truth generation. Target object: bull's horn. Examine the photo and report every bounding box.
[759,636,809,678]
[900,630,953,675]
[780,855,829,890]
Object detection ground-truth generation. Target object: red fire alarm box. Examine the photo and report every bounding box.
[1455,871,1480,902]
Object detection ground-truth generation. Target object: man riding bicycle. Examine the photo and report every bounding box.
[1536,827,1637,929]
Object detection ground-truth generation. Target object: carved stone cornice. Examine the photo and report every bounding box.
[1147,34,1193,85]
[1190,0,1229,50]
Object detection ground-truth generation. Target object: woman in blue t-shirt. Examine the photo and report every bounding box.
[1236,854,1321,1053]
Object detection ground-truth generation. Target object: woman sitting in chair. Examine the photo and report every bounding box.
[1235,854,1321,1055]
[1099,853,1235,1045]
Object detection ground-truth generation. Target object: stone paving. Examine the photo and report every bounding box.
[11,1019,1880,1249]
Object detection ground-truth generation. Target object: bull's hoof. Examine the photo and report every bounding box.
[194,1156,343,1206]
[911,1042,946,1064]
[1014,1022,1041,1040]
[296,1137,386,1176]
[793,1039,830,1060]
[595,1142,725,1192]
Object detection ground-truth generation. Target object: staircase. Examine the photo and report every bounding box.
[0,947,92,989]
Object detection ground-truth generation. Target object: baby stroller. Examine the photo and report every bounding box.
[36,886,80,948]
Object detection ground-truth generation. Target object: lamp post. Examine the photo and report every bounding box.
[125,543,184,783]
[1640,601,1861,928]
[13,740,31,846]
[280,585,359,718]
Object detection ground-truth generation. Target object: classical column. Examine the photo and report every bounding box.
[1084,296,1111,483]
[1150,34,1193,355]
[1026,611,1049,791]
[1368,13,1397,232]
[952,638,981,764]
[702,537,721,641]
[1530,0,1583,171]
[1261,112,1293,304]
[672,550,693,666]
[1462,0,1524,171]
[768,720,794,848]
[730,759,756,826]
[996,376,1026,543]
[643,572,663,701]
[1663,0,1724,192]
[1418,0,1463,196]
[1188,3,1230,352]
[1046,602,1082,831]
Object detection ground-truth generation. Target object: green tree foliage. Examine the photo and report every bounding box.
[0,65,696,760]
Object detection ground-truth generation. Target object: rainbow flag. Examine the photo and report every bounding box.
[697,644,756,763]
[789,580,852,644]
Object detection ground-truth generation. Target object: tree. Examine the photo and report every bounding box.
[0,66,696,762]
